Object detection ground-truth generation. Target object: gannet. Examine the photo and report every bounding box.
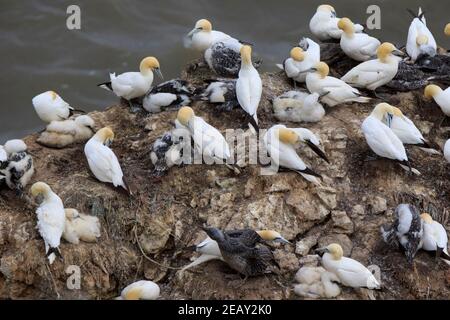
[118,280,160,300]
[445,139,450,163]
[305,62,371,107]
[420,213,450,265]
[361,103,419,174]
[184,19,234,52]
[31,182,65,265]
[381,204,423,264]
[150,127,191,177]
[203,227,279,278]
[272,91,325,123]
[194,79,238,111]
[294,266,341,298]
[445,23,450,36]
[236,45,262,132]
[424,85,450,116]
[277,38,320,83]
[263,125,322,184]
[63,208,101,244]
[0,145,7,185]
[98,56,163,106]
[37,115,95,148]
[143,79,193,113]
[290,127,329,163]
[341,42,402,91]
[32,91,84,123]
[406,8,437,62]
[84,127,131,195]
[338,18,381,61]
[1,139,34,195]
[316,243,380,289]
[309,5,364,41]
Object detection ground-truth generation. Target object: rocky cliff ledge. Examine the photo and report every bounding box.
[0,61,449,300]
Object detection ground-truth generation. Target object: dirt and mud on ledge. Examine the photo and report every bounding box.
[0,60,449,300]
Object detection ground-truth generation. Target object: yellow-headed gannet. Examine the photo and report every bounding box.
[119,280,160,300]
[420,213,450,265]
[362,103,420,174]
[32,91,84,123]
[424,84,450,116]
[63,208,101,244]
[381,203,423,264]
[84,127,131,195]
[341,42,403,91]
[445,23,450,36]
[184,19,234,52]
[272,91,325,123]
[143,79,193,113]
[305,62,371,107]
[1,139,34,195]
[338,18,381,62]
[309,4,364,41]
[236,45,262,132]
[31,182,65,265]
[406,8,437,62]
[316,243,381,289]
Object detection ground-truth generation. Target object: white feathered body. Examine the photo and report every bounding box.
[272,91,325,123]
[109,72,153,100]
[236,64,262,124]
[340,33,381,61]
[432,88,450,116]
[444,139,450,163]
[386,114,425,145]
[32,91,73,123]
[406,12,437,62]
[309,11,364,41]
[120,280,160,300]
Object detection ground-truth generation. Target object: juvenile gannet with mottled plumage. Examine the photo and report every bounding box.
[305,62,371,107]
[84,127,131,195]
[338,18,381,62]
[362,103,420,175]
[195,79,238,111]
[272,91,325,123]
[32,91,83,123]
[263,125,322,184]
[118,280,160,300]
[406,8,437,62]
[381,204,423,264]
[236,45,262,132]
[184,19,234,52]
[31,182,65,265]
[316,243,380,289]
[98,57,163,106]
[143,79,192,113]
[420,213,450,265]
[37,115,95,149]
[309,5,364,41]
[0,145,7,185]
[424,85,450,116]
[63,209,101,244]
[445,140,450,163]
[341,42,402,91]
[1,139,34,195]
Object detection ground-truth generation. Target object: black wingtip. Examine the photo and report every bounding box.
[305,140,330,164]
[248,116,260,135]
[297,167,322,179]
[97,81,113,91]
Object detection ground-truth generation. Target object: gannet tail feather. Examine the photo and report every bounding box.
[98,81,113,91]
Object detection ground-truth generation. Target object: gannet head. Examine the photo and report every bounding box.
[445,23,450,36]
[195,19,212,33]
[377,42,402,63]
[75,115,95,130]
[277,128,299,145]
[290,47,305,62]
[240,45,252,66]
[318,243,344,260]
[337,18,354,35]
[372,103,402,119]
[389,106,404,117]
[177,106,195,126]
[315,62,329,79]
[4,139,27,154]
[31,182,52,198]
[257,230,290,244]
[317,4,336,16]
[139,57,163,79]
[124,287,143,300]
[94,127,114,146]
[65,208,80,220]
[416,34,429,46]
[424,84,442,99]
[49,91,58,100]
[420,213,433,224]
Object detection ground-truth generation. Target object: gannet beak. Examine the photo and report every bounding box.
[305,140,330,163]
[104,138,113,147]
[393,49,405,57]
[300,67,317,74]
[155,68,164,80]
[315,247,328,257]
[187,28,200,38]
[331,11,337,17]
[275,236,291,244]
[387,113,393,127]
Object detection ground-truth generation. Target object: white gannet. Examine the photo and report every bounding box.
[445,139,450,163]
[98,57,163,106]
[143,79,193,113]
[184,19,234,52]
[176,106,234,169]
[32,91,84,123]
[338,18,381,62]
[294,266,341,298]
[84,127,131,195]
[362,103,420,174]
[1,139,34,195]
[381,203,423,264]
[406,8,437,62]
[424,85,450,116]
[277,38,320,83]
[37,115,95,149]
[445,23,450,36]
[195,79,238,111]
[118,280,160,300]
[263,125,322,184]
[309,5,364,41]
[236,45,262,132]
[316,243,381,289]
[272,91,325,123]
[31,182,65,265]
[341,42,402,91]
[0,145,7,185]
[305,62,371,107]
[63,208,101,244]
[420,213,450,265]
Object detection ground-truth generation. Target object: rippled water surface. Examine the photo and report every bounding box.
[1,0,449,141]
